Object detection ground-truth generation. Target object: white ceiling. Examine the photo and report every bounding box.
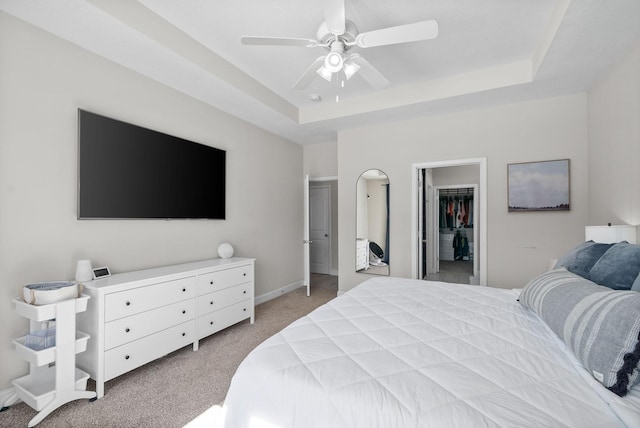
[1,0,639,145]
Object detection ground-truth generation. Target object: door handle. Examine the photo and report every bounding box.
[324,234,328,237]
[303,240,313,244]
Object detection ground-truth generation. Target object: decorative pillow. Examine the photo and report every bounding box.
[519,268,640,397]
[554,241,613,278]
[588,242,640,290]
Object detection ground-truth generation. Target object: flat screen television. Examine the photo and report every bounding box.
[78,109,225,219]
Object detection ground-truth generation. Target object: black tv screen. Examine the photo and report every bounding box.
[78,109,225,219]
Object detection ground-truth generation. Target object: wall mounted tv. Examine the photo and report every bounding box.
[78,109,225,219]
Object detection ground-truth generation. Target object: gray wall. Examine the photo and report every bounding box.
[588,41,640,228]
[338,94,590,292]
[0,12,302,390]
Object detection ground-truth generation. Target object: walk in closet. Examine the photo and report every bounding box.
[432,187,475,283]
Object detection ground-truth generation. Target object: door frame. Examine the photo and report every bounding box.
[411,158,487,286]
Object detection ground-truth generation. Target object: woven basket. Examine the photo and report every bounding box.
[21,281,80,306]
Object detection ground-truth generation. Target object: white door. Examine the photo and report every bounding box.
[303,175,310,296]
[310,186,330,274]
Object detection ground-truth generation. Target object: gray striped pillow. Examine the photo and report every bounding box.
[519,268,640,397]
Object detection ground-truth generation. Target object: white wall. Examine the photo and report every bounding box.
[367,179,388,251]
[303,141,337,178]
[338,94,590,292]
[588,41,640,227]
[0,12,302,390]
[433,165,480,187]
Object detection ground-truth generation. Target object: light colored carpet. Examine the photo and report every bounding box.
[0,274,337,428]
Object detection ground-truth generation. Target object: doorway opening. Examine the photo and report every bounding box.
[412,158,487,286]
[308,178,338,275]
[426,185,478,284]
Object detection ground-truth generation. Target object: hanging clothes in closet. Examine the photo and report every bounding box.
[453,230,469,260]
[440,192,474,229]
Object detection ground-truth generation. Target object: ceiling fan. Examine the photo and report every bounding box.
[240,0,438,90]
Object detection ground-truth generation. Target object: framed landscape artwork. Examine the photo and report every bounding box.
[507,159,570,212]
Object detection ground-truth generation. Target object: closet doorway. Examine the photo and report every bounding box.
[412,158,487,286]
[431,185,478,284]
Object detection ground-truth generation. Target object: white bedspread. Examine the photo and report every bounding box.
[223,277,638,428]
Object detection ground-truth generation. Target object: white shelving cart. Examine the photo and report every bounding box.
[2,296,96,427]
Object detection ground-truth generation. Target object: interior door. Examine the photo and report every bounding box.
[310,186,330,274]
[303,175,310,296]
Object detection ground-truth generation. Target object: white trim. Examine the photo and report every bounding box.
[309,176,338,182]
[254,280,304,305]
[411,157,488,286]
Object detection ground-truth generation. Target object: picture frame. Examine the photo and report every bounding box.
[92,266,111,279]
[507,159,570,212]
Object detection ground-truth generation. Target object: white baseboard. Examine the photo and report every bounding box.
[254,280,304,305]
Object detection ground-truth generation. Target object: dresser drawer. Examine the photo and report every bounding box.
[105,277,196,322]
[198,265,253,295]
[199,283,252,316]
[198,300,252,339]
[104,299,196,350]
[104,320,195,381]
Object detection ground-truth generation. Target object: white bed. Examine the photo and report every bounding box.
[222,276,640,428]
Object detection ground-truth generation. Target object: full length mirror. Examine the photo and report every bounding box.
[356,169,390,275]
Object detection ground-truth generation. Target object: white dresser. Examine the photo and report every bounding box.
[356,239,369,271]
[77,257,254,398]
[439,233,455,261]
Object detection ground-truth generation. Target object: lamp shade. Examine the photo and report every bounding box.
[585,225,637,244]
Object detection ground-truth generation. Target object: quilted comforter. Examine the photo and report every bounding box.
[223,277,640,427]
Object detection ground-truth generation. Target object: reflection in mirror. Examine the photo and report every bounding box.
[356,169,390,275]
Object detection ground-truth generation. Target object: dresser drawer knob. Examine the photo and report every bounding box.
[210,321,214,325]
[210,281,214,285]
[243,273,247,277]
[243,308,247,312]
[125,328,130,333]
[210,301,214,305]
[125,355,130,360]
[243,290,247,294]
[182,310,186,314]
[182,288,186,292]
[182,332,186,337]
[125,301,131,306]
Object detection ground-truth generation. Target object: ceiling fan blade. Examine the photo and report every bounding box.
[348,54,389,89]
[241,36,319,47]
[324,0,346,35]
[356,20,438,48]
[293,56,326,90]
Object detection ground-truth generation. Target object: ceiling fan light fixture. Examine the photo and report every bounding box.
[324,51,343,73]
[316,65,333,82]
[343,59,360,80]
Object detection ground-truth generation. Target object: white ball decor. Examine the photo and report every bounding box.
[218,243,234,259]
